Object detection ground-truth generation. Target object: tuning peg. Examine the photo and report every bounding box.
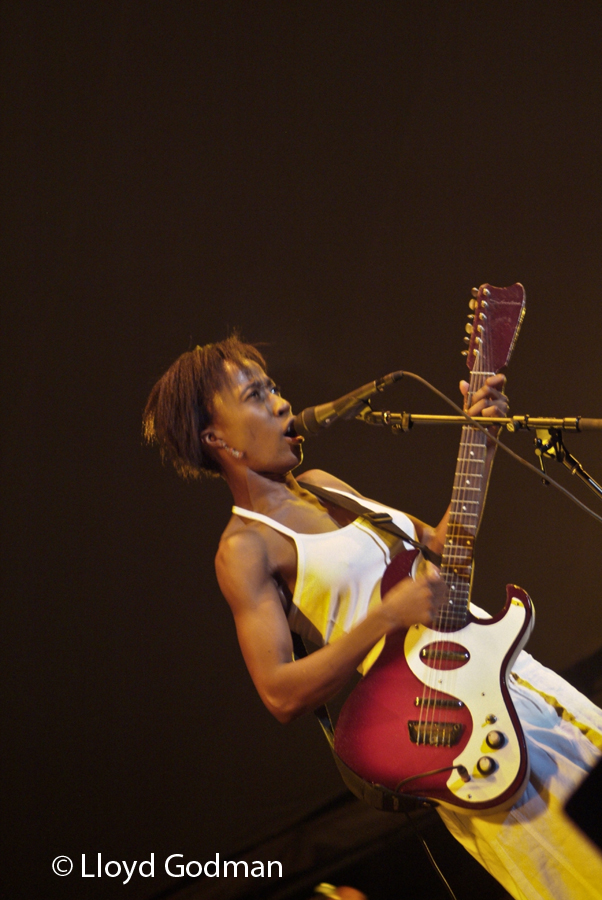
[467,314,474,321]
[463,336,470,343]
[471,287,479,297]
[461,349,469,356]
[469,298,477,310]
[465,322,473,334]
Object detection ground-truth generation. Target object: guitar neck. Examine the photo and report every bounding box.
[437,371,494,630]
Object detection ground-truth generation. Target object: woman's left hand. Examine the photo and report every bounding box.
[460,373,508,419]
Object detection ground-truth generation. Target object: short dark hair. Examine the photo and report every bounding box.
[143,336,267,479]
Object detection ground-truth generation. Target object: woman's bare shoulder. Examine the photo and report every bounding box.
[217,514,266,564]
[215,523,271,606]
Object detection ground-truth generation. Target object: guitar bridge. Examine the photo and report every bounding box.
[415,697,464,709]
[408,721,464,746]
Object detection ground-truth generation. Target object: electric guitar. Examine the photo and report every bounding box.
[333,283,534,812]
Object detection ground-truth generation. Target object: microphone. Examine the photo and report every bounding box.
[292,371,404,438]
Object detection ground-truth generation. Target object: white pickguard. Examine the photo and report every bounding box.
[404,591,533,808]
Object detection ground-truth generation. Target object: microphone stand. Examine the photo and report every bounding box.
[355,406,602,502]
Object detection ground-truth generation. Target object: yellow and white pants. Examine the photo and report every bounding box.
[438,649,602,900]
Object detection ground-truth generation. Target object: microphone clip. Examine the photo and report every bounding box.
[534,427,602,501]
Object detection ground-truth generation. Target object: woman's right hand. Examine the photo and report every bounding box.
[380,563,448,631]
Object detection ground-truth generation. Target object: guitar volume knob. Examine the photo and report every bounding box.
[477,756,497,776]
[486,730,505,749]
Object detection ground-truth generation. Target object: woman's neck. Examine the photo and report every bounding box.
[227,468,304,513]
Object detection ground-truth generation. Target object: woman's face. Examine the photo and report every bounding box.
[208,361,304,475]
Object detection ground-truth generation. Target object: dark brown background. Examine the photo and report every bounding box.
[3,2,602,898]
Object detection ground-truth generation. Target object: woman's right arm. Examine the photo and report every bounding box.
[215,529,446,724]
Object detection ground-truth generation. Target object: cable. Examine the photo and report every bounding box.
[402,808,459,900]
[394,371,602,527]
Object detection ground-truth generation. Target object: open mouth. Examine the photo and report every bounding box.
[284,420,303,443]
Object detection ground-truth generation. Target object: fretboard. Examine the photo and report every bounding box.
[437,371,494,631]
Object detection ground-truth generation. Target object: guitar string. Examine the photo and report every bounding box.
[422,379,469,744]
[427,367,477,739]
[439,334,490,748]
[417,318,494,756]
[438,366,486,747]
[430,322,495,759]
[431,355,490,749]
[437,375,475,725]
[435,379,475,742]
[422,376,476,744]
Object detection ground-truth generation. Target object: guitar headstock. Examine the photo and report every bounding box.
[464,283,526,374]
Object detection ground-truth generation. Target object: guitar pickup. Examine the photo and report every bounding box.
[414,697,464,709]
[408,721,464,746]
[420,647,469,662]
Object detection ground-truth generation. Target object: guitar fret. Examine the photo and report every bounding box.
[444,553,474,559]
[445,547,475,552]
[445,539,475,544]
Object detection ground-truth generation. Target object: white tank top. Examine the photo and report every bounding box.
[232,487,417,674]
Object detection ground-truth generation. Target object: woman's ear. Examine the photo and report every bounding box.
[202,430,218,447]
[201,430,222,462]
[201,431,244,460]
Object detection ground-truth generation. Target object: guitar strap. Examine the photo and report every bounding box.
[290,483,439,812]
[298,481,442,567]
